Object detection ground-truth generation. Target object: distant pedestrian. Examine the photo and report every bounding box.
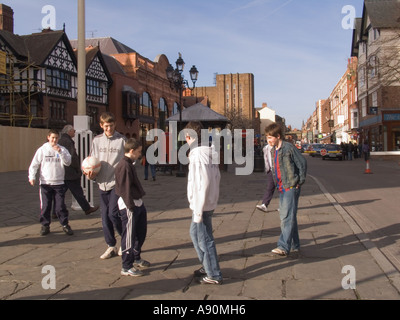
[28,129,73,236]
[266,123,307,256]
[341,142,348,160]
[256,137,275,213]
[348,142,354,161]
[52,125,99,217]
[353,143,359,159]
[85,112,126,260]
[363,141,370,161]
[185,121,223,285]
[143,145,156,181]
[115,138,150,277]
[358,143,363,159]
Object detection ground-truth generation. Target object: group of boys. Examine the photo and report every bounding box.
[28,113,223,284]
[28,112,307,284]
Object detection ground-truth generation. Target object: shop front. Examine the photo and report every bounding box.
[360,112,400,151]
[383,112,400,151]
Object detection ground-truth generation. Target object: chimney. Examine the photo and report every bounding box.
[0,4,14,33]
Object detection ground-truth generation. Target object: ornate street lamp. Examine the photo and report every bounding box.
[166,53,199,177]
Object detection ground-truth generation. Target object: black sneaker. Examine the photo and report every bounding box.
[199,276,223,285]
[194,267,207,277]
[40,225,50,236]
[62,225,74,236]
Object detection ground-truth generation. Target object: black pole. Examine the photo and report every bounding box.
[176,85,186,177]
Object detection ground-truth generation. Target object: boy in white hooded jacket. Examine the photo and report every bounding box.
[29,129,72,236]
[185,122,222,285]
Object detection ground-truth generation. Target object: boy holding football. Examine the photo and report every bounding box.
[86,112,126,259]
[29,129,73,236]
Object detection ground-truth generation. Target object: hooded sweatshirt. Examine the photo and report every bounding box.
[90,132,126,192]
[29,142,72,185]
[187,145,221,223]
[115,156,146,211]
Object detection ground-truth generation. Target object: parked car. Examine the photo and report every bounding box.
[307,144,325,157]
[302,144,310,153]
[321,144,343,161]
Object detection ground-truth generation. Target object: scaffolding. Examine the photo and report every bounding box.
[0,51,47,127]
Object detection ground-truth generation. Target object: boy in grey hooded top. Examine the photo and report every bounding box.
[87,112,126,259]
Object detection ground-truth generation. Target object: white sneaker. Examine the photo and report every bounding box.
[256,204,268,212]
[100,246,118,259]
[121,267,144,277]
[118,247,122,256]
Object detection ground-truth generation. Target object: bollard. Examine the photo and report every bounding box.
[364,160,373,174]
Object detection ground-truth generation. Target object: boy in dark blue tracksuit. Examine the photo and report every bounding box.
[115,138,150,277]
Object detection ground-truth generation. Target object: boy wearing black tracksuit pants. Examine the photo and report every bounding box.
[115,138,150,277]
[29,129,73,236]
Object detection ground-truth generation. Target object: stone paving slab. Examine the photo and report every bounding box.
[0,165,399,300]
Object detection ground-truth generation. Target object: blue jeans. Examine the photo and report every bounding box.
[144,163,156,179]
[190,211,222,280]
[277,187,301,253]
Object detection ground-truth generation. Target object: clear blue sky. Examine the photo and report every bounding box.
[10,0,364,129]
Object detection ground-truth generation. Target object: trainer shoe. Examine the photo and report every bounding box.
[134,259,151,269]
[199,276,223,285]
[100,246,118,259]
[40,225,50,236]
[62,225,74,236]
[85,206,99,215]
[256,204,268,212]
[194,267,207,277]
[271,248,287,256]
[121,267,144,277]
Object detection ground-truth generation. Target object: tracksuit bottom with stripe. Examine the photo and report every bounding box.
[40,184,69,227]
[120,204,147,270]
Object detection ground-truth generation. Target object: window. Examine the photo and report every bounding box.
[158,98,168,130]
[369,91,378,115]
[173,102,179,115]
[46,69,70,90]
[362,98,367,117]
[88,106,98,125]
[50,100,66,121]
[351,111,358,129]
[87,79,103,97]
[122,91,139,119]
[359,67,365,88]
[30,100,37,117]
[372,91,378,107]
[140,92,153,117]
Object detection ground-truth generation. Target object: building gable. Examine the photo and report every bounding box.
[44,39,77,73]
[87,55,108,82]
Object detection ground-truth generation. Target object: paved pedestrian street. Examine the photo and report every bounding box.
[0,165,399,301]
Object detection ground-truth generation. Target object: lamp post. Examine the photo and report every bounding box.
[166,53,199,177]
[73,0,94,209]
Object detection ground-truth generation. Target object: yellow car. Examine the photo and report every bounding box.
[321,144,343,161]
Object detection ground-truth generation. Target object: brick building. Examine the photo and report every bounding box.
[191,73,256,127]
[351,0,400,151]
[71,37,184,141]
